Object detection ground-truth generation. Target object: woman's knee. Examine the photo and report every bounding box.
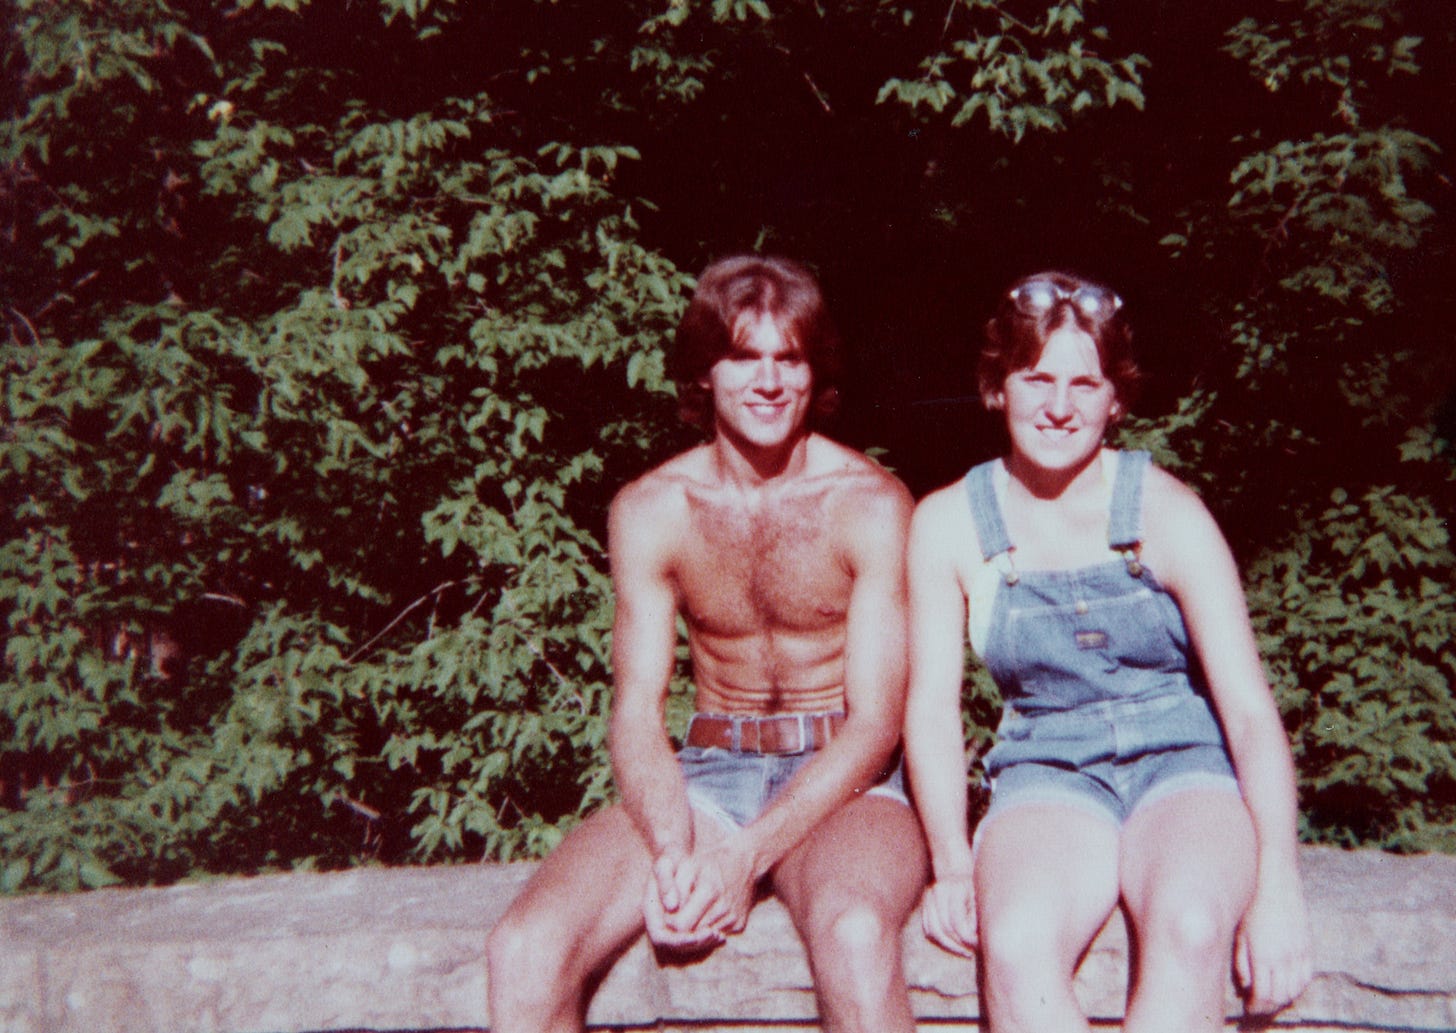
[1137,892,1238,965]
[978,900,1061,974]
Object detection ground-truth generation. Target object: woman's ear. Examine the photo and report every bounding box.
[982,388,1005,412]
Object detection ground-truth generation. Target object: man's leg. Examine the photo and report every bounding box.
[485,804,654,1033]
[770,795,929,1033]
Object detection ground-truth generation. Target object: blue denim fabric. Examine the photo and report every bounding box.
[680,731,909,830]
[966,451,1239,825]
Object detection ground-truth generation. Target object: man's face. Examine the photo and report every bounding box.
[705,313,814,450]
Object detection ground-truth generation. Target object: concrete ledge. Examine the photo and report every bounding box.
[1,846,1453,1032]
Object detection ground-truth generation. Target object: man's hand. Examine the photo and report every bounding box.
[644,852,724,951]
[920,874,978,958]
[643,840,757,950]
[690,837,757,935]
[1235,870,1313,1015]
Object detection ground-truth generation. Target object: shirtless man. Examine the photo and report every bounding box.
[485,255,928,1033]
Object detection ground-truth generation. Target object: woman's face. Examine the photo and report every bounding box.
[991,322,1119,474]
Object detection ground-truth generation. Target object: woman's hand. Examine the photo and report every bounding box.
[1235,867,1314,1015]
[920,873,979,958]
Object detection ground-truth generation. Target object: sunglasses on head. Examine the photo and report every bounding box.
[1009,279,1123,322]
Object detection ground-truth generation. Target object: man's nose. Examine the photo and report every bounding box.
[753,359,784,392]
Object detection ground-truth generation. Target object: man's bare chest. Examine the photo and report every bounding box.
[676,492,851,634]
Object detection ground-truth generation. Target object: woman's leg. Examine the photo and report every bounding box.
[974,801,1121,1033]
[1119,786,1256,1033]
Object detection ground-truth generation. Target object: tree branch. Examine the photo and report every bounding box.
[345,580,462,664]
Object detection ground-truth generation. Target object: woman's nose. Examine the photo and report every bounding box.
[1045,383,1074,420]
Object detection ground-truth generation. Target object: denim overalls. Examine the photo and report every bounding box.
[967,451,1239,825]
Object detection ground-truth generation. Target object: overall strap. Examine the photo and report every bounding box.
[1107,449,1151,576]
[964,461,1020,585]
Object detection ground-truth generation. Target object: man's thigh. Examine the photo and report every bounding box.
[770,794,929,925]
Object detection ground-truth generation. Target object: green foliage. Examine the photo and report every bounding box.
[1,0,692,891]
[1146,0,1455,850]
[877,1,1148,140]
[1,0,1452,897]
[1249,471,1456,852]
[1192,0,1437,380]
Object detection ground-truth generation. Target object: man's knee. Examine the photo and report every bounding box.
[798,897,917,1033]
[487,898,575,988]
[805,897,904,978]
[485,907,537,987]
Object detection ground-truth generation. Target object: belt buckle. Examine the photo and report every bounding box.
[762,714,809,756]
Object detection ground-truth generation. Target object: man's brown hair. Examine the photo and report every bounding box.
[669,254,844,430]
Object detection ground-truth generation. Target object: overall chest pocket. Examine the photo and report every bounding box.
[1005,584,1184,693]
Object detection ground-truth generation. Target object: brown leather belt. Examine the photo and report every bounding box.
[685,712,846,755]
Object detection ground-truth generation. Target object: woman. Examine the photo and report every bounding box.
[904,272,1312,1031]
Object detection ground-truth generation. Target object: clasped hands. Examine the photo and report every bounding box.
[643,840,756,951]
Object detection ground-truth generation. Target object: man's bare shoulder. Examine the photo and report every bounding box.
[795,438,912,562]
[606,447,717,567]
[805,435,913,516]
[611,445,712,517]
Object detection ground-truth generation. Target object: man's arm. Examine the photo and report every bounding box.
[704,476,914,930]
[605,478,712,940]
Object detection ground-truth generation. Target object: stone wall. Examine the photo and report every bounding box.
[1,846,1453,1033]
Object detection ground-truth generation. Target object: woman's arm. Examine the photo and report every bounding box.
[904,486,980,956]
[1145,469,1313,1012]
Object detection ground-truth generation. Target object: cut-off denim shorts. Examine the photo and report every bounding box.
[680,744,909,830]
[977,692,1241,839]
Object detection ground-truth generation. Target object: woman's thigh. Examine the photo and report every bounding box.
[1119,785,1256,939]
[973,800,1122,968]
